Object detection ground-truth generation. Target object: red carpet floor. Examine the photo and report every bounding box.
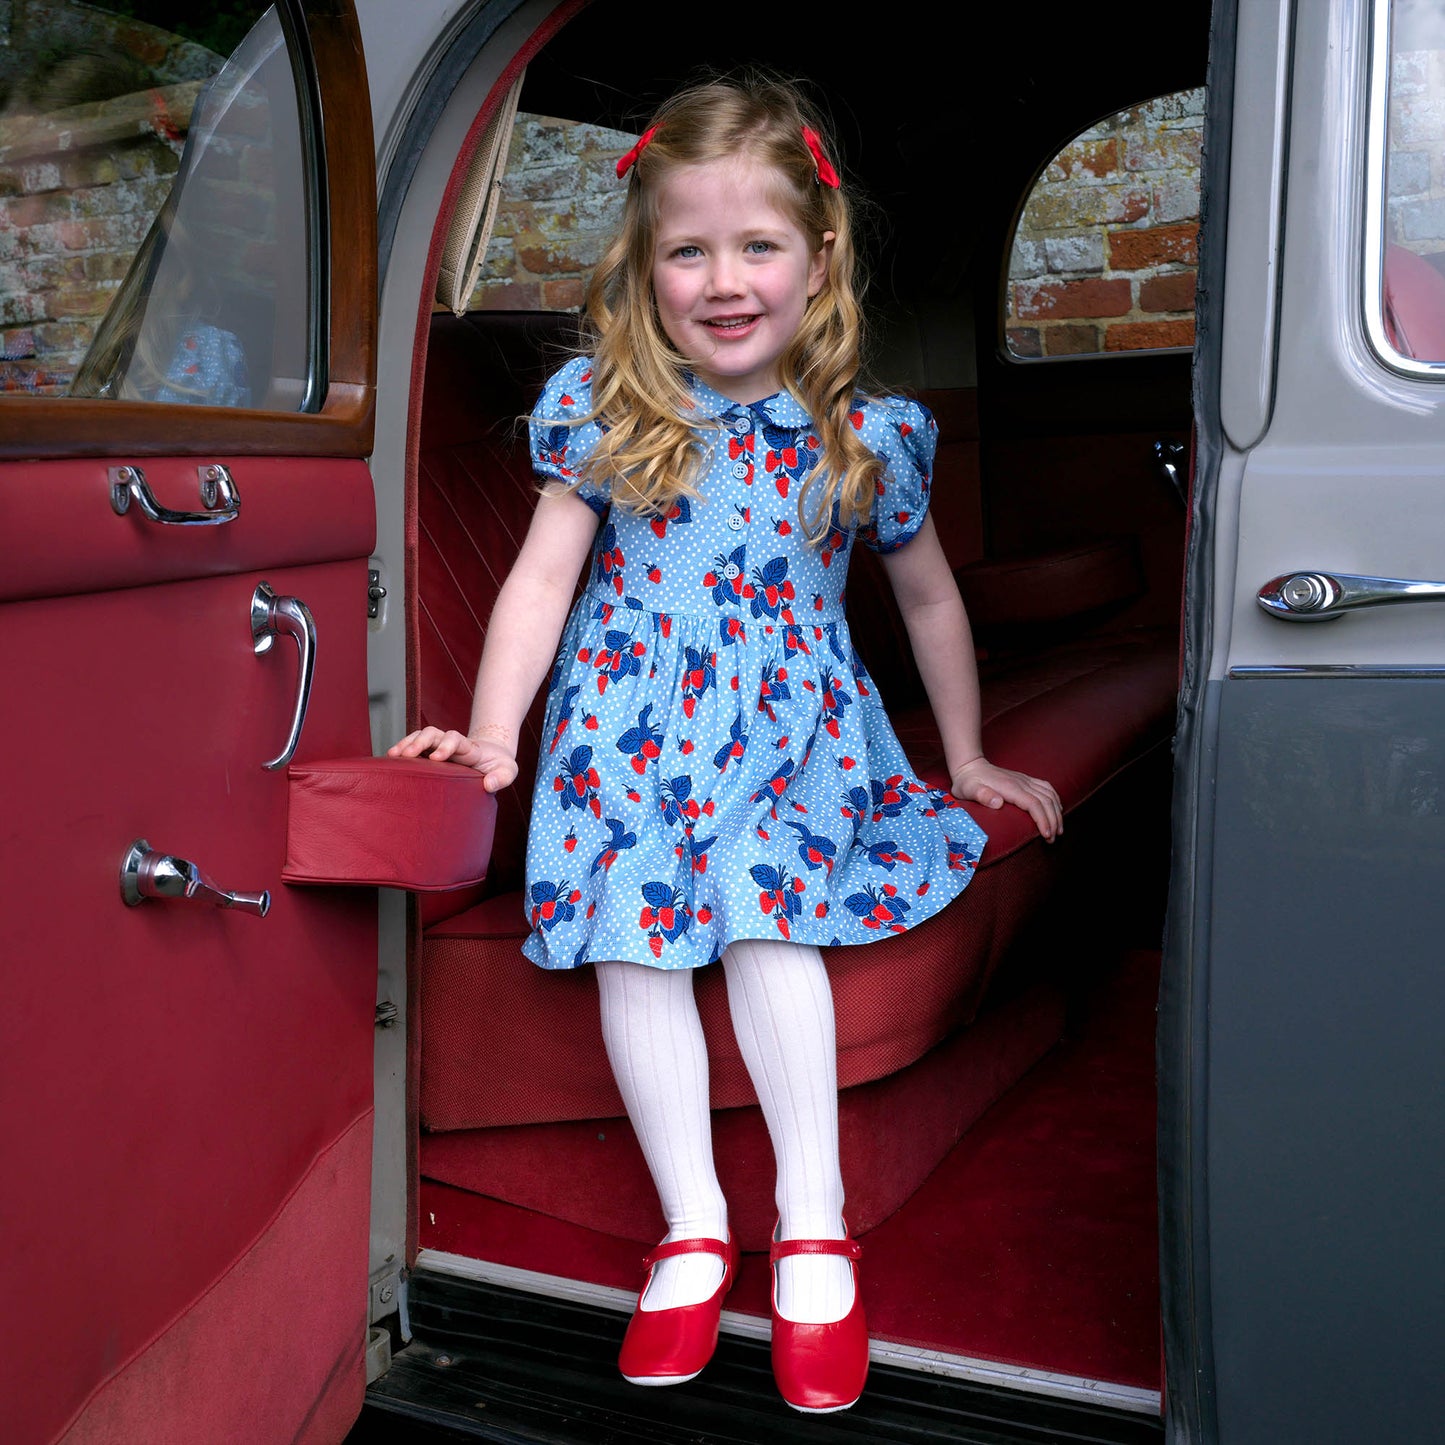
[421,948,1160,1391]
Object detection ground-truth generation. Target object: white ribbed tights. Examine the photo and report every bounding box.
[594,937,853,1324]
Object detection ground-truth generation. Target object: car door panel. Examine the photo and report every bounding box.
[0,2,386,1439]
[4,462,378,1444]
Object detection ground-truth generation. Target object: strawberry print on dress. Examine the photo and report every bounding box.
[520,356,987,970]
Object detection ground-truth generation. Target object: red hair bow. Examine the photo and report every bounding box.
[616,126,658,179]
[802,126,840,188]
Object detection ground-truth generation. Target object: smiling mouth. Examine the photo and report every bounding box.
[703,315,760,332]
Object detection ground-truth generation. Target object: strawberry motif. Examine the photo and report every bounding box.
[616,702,663,774]
[590,818,637,876]
[530,879,580,932]
[750,863,805,939]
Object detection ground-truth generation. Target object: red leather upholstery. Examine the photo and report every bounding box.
[1383,242,1445,360]
[284,756,497,890]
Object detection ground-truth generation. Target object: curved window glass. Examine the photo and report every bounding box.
[1365,0,1445,373]
[0,3,317,410]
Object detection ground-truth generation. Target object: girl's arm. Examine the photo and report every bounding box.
[878,515,1063,840]
[388,488,601,791]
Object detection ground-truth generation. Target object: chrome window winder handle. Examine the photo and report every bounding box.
[251,581,316,770]
[1258,570,1445,621]
[110,464,240,525]
[120,839,270,917]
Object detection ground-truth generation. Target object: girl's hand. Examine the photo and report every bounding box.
[951,756,1063,842]
[387,727,519,793]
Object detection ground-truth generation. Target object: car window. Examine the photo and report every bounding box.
[464,112,635,313]
[1368,0,1445,369]
[0,2,318,410]
[1005,89,1203,360]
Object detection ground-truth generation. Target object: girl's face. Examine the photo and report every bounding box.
[651,155,833,405]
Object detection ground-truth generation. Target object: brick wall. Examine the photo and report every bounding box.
[1006,88,1204,358]
[0,1,220,394]
[1388,46,1445,270]
[469,115,632,312]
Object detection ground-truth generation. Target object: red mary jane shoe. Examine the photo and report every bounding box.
[769,1233,868,1413]
[618,1234,740,1386]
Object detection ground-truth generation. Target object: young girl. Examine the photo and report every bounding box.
[391,74,1062,1415]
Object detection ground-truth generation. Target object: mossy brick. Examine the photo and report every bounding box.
[542,277,586,311]
[1043,323,1102,356]
[82,252,133,282]
[1107,222,1198,269]
[34,320,92,353]
[1151,176,1200,223]
[0,293,44,326]
[1399,196,1445,242]
[1394,92,1445,144]
[1009,238,1046,280]
[48,284,117,318]
[1,328,36,360]
[1139,270,1198,313]
[1104,317,1196,351]
[472,279,543,310]
[1045,233,1105,273]
[1023,182,1149,230]
[1123,124,1202,173]
[1389,150,1432,197]
[1046,138,1118,183]
[522,123,571,166]
[1013,277,1132,320]
[506,163,576,202]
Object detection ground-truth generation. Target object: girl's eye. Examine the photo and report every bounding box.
[746,240,773,255]
[673,244,701,259]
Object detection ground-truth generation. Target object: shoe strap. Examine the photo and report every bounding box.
[642,1236,732,1269]
[769,1236,862,1263]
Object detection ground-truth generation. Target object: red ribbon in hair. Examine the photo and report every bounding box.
[802,126,840,188]
[616,122,840,188]
[616,126,658,179]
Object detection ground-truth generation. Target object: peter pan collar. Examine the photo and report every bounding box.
[684,373,813,429]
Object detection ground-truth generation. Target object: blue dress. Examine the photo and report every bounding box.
[521,357,987,971]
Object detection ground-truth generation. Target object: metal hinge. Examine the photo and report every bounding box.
[368,568,388,620]
[375,1000,398,1029]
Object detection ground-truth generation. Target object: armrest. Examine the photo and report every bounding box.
[282,756,496,890]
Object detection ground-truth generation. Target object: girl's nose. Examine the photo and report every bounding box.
[705,256,745,298]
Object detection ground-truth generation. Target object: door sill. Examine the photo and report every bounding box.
[418,1245,1162,1420]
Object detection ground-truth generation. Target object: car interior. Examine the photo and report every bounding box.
[399,0,1212,1417]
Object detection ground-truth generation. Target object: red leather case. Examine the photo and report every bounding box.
[284,756,497,890]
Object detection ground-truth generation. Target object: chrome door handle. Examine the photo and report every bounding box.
[120,839,270,917]
[110,464,240,525]
[1258,570,1445,621]
[251,581,316,770]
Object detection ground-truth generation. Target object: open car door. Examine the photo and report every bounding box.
[1167,1,1445,1439]
[1,5,383,1440]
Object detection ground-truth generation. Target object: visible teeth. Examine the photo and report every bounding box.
[708,317,754,329]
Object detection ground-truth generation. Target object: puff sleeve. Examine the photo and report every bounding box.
[856,396,938,554]
[529,356,611,516]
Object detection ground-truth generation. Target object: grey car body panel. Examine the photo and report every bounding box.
[1171,0,1445,1440]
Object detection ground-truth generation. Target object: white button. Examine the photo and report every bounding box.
[726,513,744,531]
[730,414,750,433]
[723,562,741,580]
[731,462,749,480]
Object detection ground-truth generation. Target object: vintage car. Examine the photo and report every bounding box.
[5,0,1442,1441]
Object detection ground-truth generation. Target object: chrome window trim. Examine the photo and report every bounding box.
[1361,0,1445,380]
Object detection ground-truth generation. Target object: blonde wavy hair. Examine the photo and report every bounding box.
[571,73,881,541]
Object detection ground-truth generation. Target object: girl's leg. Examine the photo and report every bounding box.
[720,938,854,1324]
[595,959,729,1311]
